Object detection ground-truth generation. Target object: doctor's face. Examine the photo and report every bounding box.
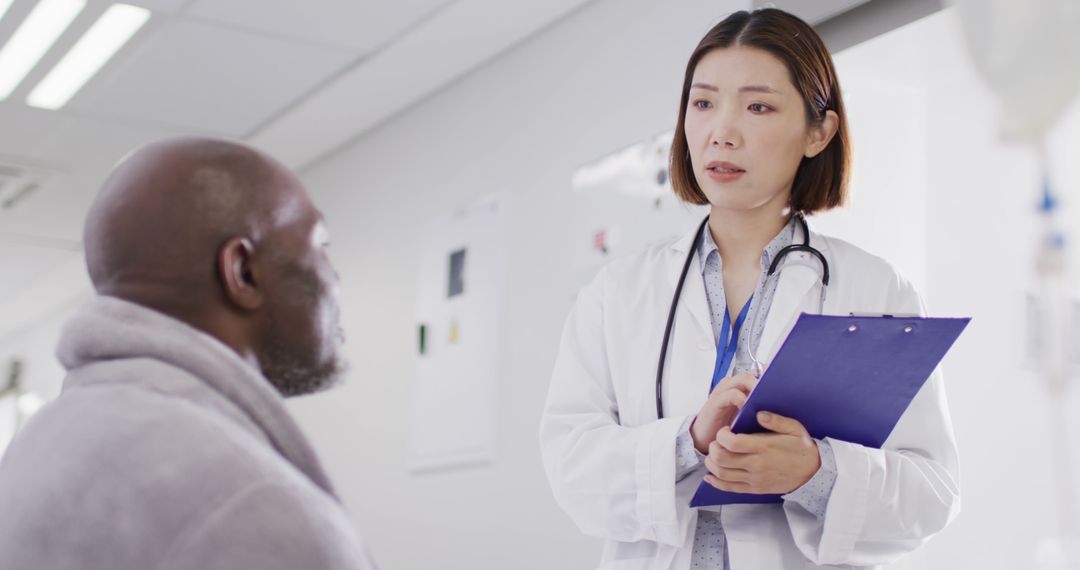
[683,46,822,213]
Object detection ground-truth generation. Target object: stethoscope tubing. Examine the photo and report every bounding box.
[655,216,710,420]
[654,214,827,419]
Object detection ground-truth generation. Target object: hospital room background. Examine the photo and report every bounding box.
[1,0,1078,568]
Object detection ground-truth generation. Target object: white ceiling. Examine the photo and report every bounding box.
[69,17,354,135]
[0,0,597,344]
[183,0,451,53]
[0,0,873,345]
[754,0,870,24]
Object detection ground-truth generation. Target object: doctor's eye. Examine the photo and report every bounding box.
[692,99,713,110]
[748,103,773,114]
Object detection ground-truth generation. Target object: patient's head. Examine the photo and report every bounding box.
[84,137,346,396]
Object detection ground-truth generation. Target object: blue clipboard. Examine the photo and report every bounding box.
[690,313,970,507]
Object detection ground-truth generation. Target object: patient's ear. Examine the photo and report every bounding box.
[217,237,263,311]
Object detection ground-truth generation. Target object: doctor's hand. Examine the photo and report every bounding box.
[690,373,758,454]
[702,411,821,495]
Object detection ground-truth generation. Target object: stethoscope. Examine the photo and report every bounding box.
[654,214,830,419]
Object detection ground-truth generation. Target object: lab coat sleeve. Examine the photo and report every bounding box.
[675,416,706,481]
[539,267,695,546]
[784,277,961,566]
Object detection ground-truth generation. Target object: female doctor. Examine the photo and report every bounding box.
[539,8,959,570]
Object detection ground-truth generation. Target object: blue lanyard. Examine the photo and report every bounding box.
[710,297,753,391]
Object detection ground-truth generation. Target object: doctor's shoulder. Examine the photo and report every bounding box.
[604,238,679,287]
[820,233,924,314]
[572,239,679,308]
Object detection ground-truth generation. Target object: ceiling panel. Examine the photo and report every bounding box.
[68,18,353,136]
[0,0,32,39]
[0,0,605,332]
[0,0,188,60]
[184,0,452,53]
[0,104,65,159]
[0,249,89,346]
[251,0,596,170]
[755,0,872,24]
[0,240,75,301]
[0,170,80,240]
[122,0,193,14]
[0,113,187,241]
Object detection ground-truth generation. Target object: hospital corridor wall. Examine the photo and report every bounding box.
[1,1,1079,569]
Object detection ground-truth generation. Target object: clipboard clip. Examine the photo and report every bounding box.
[845,313,921,334]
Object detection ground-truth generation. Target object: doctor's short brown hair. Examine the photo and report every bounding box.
[669,8,851,214]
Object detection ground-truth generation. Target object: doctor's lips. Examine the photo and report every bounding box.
[706,161,745,183]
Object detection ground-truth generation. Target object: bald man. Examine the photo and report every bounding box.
[0,138,378,570]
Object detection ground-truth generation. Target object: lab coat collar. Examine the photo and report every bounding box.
[666,222,711,342]
[668,215,823,253]
[670,222,700,254]
[757,220,833,365]
[666,217,833,367]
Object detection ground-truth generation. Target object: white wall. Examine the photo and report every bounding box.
[4,3,1080,569]
[902,11,1080,570]
[0,298,82,442]
[826,9,1080,569]
[284,1,750,568]
[288,5,1080,568]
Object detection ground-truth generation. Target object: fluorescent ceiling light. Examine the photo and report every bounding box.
[27,3,149,110]
[0,0,86,101]
[0,0,17,24]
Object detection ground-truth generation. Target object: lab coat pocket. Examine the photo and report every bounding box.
[804,563,854,569]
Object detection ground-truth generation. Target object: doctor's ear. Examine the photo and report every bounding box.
[217,237,263,311]
[804,110,839,159]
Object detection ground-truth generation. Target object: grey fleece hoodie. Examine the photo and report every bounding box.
[0,296,378,570]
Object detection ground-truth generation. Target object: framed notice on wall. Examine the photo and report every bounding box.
[408,191,508,472]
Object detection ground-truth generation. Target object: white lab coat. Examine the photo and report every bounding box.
[539,224,960,569]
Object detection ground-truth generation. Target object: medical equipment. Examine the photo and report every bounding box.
[958,1,1080,564]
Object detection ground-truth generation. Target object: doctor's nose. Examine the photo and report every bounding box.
[709,120,740,149]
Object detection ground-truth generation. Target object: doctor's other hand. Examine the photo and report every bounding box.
[690,372,758,454]
[702,411,821,495]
